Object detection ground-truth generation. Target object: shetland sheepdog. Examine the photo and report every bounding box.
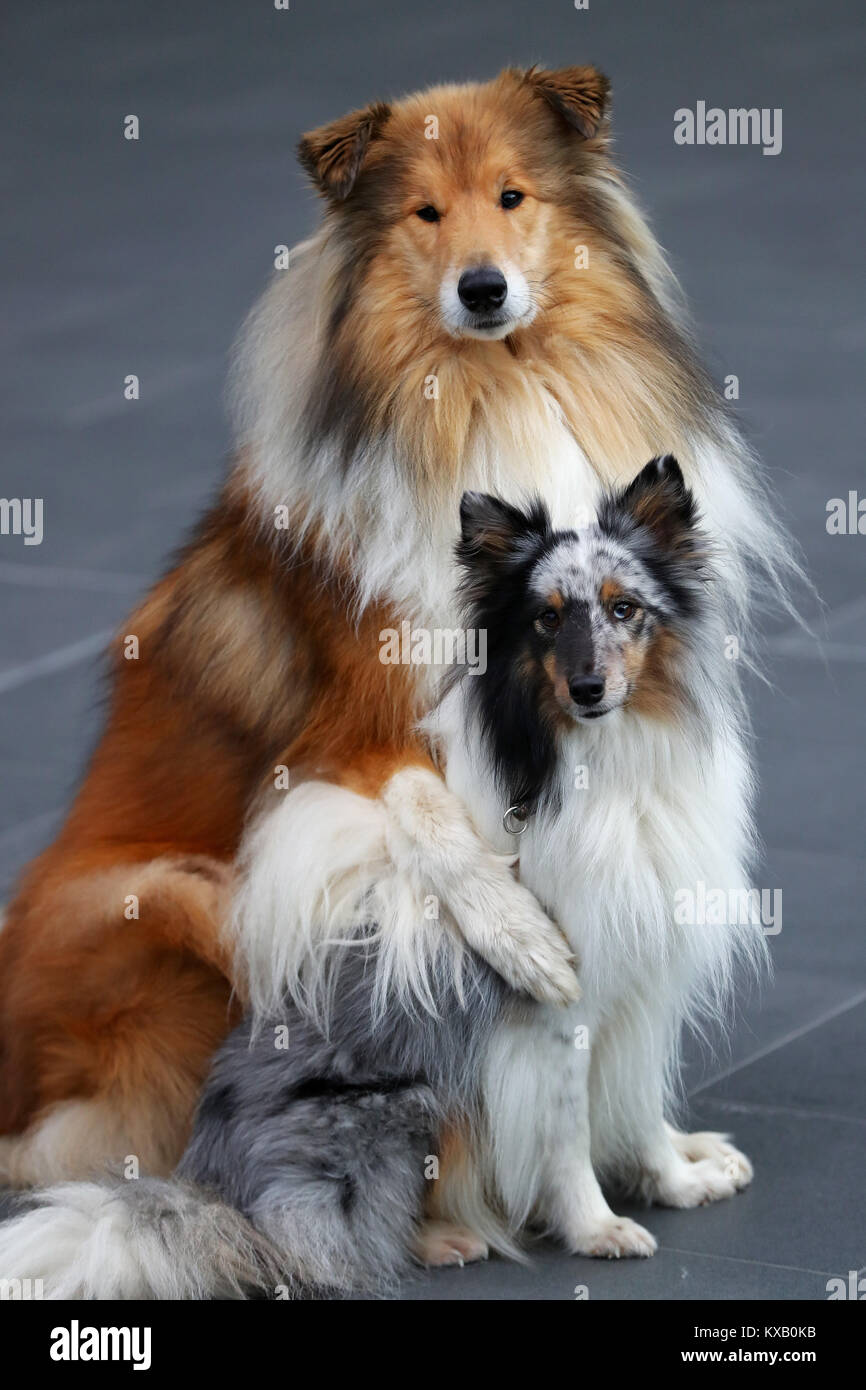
[0,460,766,1297]
[0,65,799,1187]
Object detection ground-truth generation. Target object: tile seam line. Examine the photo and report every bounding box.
[0,628,113,695]
[0,566,149,594]
[690,988,866,1096]
[657,1246,838,1279]
[696,1099,866,1128]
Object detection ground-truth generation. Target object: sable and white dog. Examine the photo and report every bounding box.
[0,461,768,1296]
[0,67,798,1204]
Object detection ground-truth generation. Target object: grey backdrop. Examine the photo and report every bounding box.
[1,0,864,1299]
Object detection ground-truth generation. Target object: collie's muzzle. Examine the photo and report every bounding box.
[439,260,535,340]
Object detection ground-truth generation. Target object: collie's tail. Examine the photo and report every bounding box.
[0,1178,283,1300]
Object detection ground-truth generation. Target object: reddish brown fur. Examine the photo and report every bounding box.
[626,626,685,721]
[0,471,425,1170]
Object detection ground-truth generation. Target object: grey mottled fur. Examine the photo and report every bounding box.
[178,938,506,1294]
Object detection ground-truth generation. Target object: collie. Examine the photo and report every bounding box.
[0,460,765,1296]
[0,65,799,1186]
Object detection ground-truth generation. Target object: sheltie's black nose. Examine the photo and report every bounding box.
[569,674,605,705]
[458,266,507,313]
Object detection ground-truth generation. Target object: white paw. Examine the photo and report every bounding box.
[668,1127,754,1190]
[570,1216,657,1259]
[467,861,581,1006]
[416,1221,489,1268]
[654,1157,739,1208]
[380,765,580,1006]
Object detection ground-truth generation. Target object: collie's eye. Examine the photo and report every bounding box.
[416,205,440,223]
[612,601,635,622]
[537,608,560,632]
[500,189,524,210]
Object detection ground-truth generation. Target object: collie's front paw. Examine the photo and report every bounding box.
[468,861,581,1007]
[415,1221,489,1268]
[569,1216,657,1259]
[380,764,580,1005]
[668,1128,753,1190]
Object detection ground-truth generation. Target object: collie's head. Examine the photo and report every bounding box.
[456,456,711,801]
[286,66,721,498]
[298,65,613,346]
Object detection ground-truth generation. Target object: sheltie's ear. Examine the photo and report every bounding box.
[457,492,551,587]
[298,101,391,201]
[522,65,611,141]
[603,455,702,554]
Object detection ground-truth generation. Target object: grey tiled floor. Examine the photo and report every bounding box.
[1,0,864,1299]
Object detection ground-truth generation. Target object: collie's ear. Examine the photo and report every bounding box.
[608,455,701,552]
[458,492,551,571]
[523,65,610,140]
[298,101,391,201]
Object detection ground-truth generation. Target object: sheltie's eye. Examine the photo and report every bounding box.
[500,189,524,210]
[416,205,440,223]
[536,608,560,633]
[612,600,636,622]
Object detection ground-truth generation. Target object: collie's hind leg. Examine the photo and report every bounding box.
[0,856,239,1185]
[0,1096,182,1187]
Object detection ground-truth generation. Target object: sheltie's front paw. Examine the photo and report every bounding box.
[668,1127,754,1190]
[568,1216,657,1259]
[651,1157,739,1208]
[415,1221,489,1268]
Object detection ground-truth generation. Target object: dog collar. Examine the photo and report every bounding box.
[503,803,530,835]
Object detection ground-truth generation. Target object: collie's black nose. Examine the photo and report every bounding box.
[569,675,605,705]
[458,266,507,313]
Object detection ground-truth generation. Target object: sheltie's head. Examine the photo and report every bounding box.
[298,65,613,345]
[456,456,712,803]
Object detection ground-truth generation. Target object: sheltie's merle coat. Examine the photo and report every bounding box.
[0,458,764,1295]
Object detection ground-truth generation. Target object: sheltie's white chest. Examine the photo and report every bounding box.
[440,704,755,1016]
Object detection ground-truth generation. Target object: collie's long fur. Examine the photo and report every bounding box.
[0,66,800,1190]
[0,461,766,1296]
